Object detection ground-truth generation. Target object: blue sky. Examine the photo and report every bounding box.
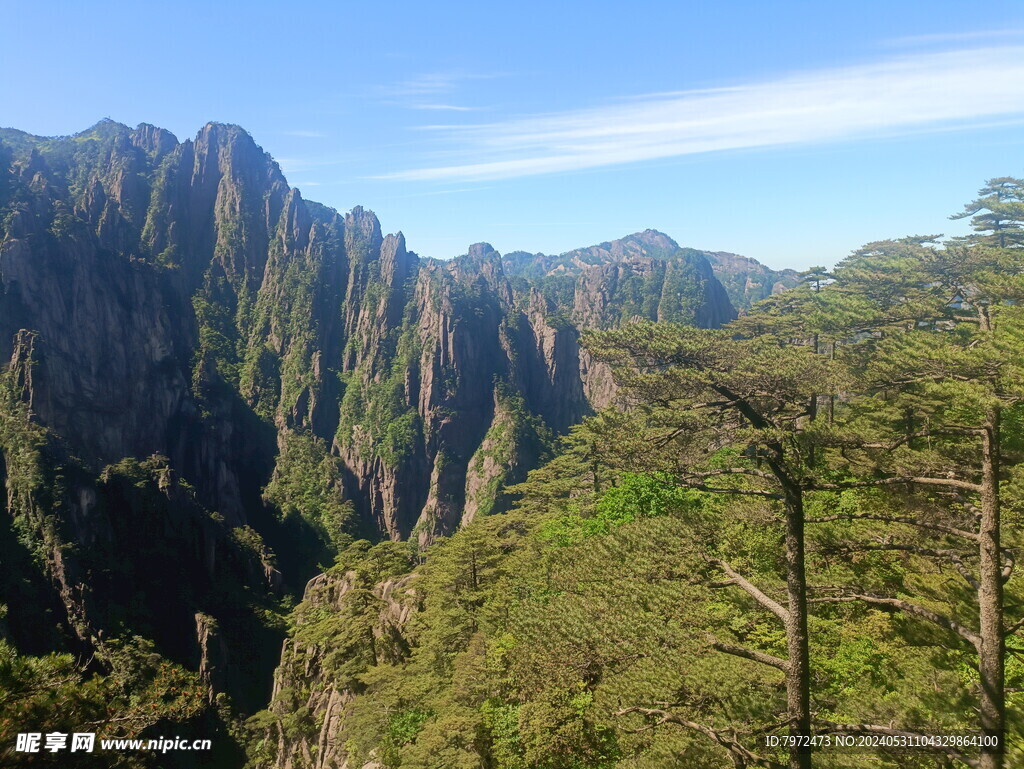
[3,0,1024,269]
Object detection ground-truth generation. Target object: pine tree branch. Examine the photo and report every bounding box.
[809,593,980,648]
[807,476,984,493]
[805,512,978,542]
[711,384,777,433]
[859,427,986,451]
[706,383,804,495]
[1003,616,1024,638]
[952,494,984,520]
[708,636,790,673]
[688,399,743,410]
[684,468,781,483]
[709,559,790,623]
[615,706,786,769]
[881,373,981,386]
[684,484,785,500]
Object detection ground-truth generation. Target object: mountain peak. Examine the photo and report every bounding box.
[194,121,259,148]
[75,118,132,140]
[467,242,497,258]
[625,228,678,247]
[614,229,680,257]
[198,120,250,134]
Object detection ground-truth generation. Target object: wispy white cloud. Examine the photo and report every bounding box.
[389,73,463,96]
[390,186,491,198]
[377,46,1024,182]
[412,103,483,112]
[882,29,1024,47]
[383,71,497,98]
[376,72,499,114]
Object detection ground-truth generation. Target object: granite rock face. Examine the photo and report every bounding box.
[702,249,801,310]
[269,569,417,769]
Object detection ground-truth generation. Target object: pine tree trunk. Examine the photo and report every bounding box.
[978,405,1004,769]
[784,486,812,769]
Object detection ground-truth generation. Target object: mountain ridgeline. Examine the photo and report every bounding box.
[0,120,744,546]
[0,121,769,737]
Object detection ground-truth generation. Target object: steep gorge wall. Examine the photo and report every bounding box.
[0,121,736,548]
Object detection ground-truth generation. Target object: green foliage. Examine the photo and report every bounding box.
[263,430,355,561]
[466,385,554,519]
[0,350,49,539]
[238,343,281,421]
[336,327,423,466]
[258,422,753,768]
[379,708,432,767]
[0,633,206,768]
[539,472,700,546]
[193,289,243,388]
[0,337,82,651]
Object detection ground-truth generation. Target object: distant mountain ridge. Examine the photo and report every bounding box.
[504,229,799,311]
[702,250,801,309]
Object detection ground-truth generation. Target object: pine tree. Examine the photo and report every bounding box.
[805,236,1024,769]
[585,321,841,769]
[950,177,1024,248]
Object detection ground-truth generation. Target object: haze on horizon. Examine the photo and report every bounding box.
[3,0,1024,270]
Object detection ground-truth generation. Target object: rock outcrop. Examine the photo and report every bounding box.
[703,250,801,309]
[269,568,417,769]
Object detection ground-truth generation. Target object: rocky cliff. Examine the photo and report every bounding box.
[0,120,740,733]
[0,121,737,546]
[702,250,801,309]
[265,554,417,769]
